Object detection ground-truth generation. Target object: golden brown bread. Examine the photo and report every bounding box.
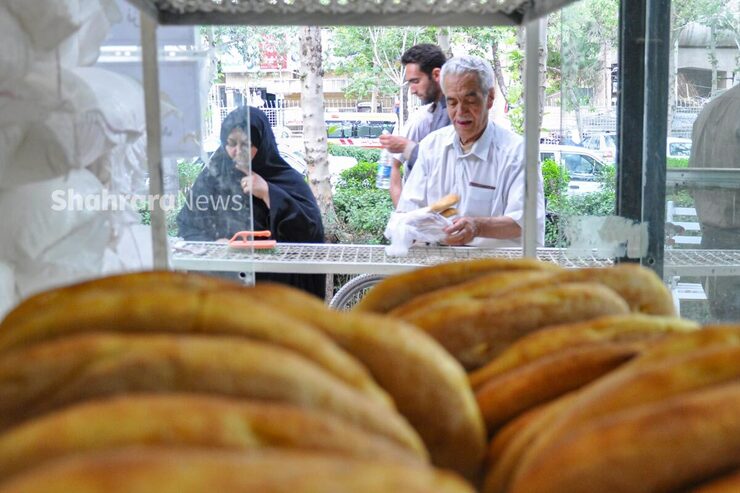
[0,271,236,331]
[482,394,575,493]
[439,207,459,218]
[0,447,476,493]
[247,283,485,480]
[0,285,391,408]
[403,282,630,369]
[509,382,740,493]
[468,314,698,389]
[0,394,422,481]
[0,333,425,457]
[389,270,558,319]
[515,343,740,481]
[688,470,740,493]
[634,325,740,364]
[475,343,638,430]
[428,193,461,213]
[543,264,676,315]
[353,258,561,314]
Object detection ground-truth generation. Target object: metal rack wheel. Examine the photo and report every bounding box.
[329,274,386,311]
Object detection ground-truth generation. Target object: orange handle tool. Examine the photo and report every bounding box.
[228,230,277,250]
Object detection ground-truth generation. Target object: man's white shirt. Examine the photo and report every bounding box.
[396,121,545,248]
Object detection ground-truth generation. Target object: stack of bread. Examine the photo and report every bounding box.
[1,258,738,492]
[0,271,483,492]
[355,259,740,492]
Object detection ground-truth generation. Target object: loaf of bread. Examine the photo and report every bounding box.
[0,448,476,493]
[469,314,698,389]
[0,394,422,482]
[0,284,390,407]
[389,270,558,319]
[247,283,486,480]
[475,342,637,430]
[510,382,740,493]
[515,343,740,481]
[542,264,676,316]
[482,394,575,493]
[353,258,560,314]
[403,282,630,369]
[0,333,425,457]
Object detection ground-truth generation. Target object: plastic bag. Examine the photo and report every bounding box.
[384,209,453,256]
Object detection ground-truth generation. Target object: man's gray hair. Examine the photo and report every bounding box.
[440,55,495,96]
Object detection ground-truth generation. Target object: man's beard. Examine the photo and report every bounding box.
[421,84,440,105]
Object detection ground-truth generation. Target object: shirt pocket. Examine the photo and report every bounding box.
[467,184,495,216]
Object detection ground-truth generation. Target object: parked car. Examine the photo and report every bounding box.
[581,133,617,164]
[666,137,692,159]
[278,142,358,189]
[540,144,611,196]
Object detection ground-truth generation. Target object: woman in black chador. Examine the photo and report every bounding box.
[177,106,326,298]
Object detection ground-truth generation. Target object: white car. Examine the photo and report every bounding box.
[278,143,358,188]
[581,133,617,164]
[667,137,692,158]
[540,144,611,196]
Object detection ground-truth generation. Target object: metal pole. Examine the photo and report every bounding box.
[522,18,543,258]
[642,0,671,277]
[141,14,169,269]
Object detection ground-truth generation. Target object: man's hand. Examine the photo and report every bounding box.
[443,217,479,245]
[379,134,412,154]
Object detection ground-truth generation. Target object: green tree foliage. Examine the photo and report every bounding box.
[202,26,300,76]
[327,27,437,100]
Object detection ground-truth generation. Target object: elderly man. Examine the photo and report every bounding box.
[396,55,545,247]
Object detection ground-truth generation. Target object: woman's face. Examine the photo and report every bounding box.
[225,127,257,166]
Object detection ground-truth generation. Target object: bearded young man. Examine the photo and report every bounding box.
[380,44,450,205]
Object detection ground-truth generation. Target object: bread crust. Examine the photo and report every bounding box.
[250,283,486,480]
[482,394,575,493]
[0,333,425,457]
[544,264,676,316]
[510,383,740,493]
[353,258,560,314]
[390,270,557,319]
[0,447,476,493]
[688,470,740,493]
[0,394,422,481]
[515,344,740,482]
[0,285,391,407]
[404,283,630,369]
[469,314,698,389]
[475,342,637,430]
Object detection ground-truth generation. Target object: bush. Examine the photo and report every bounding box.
[328,143,381,164]
[544,164,616,247]
[332,161,394,244]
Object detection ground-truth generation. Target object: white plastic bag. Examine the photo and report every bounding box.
[384,209,453,256]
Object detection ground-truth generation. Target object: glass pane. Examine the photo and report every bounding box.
[665,0,739,322]
[545,0,619,251]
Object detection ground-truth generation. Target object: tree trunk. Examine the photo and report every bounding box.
[538,21,547,129]
[667,36,678,137]
[709,24,718,95]
[299,26,340,241]
[437,27,453,59]
[490,40,509,103]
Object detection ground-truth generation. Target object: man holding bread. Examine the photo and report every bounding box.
[395,55,545,247]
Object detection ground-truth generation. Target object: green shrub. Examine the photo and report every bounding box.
[667,157,689,168]
[328,143,381,164]
[332,161,393,244]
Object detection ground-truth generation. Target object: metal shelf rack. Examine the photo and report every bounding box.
[128,0,678,279]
